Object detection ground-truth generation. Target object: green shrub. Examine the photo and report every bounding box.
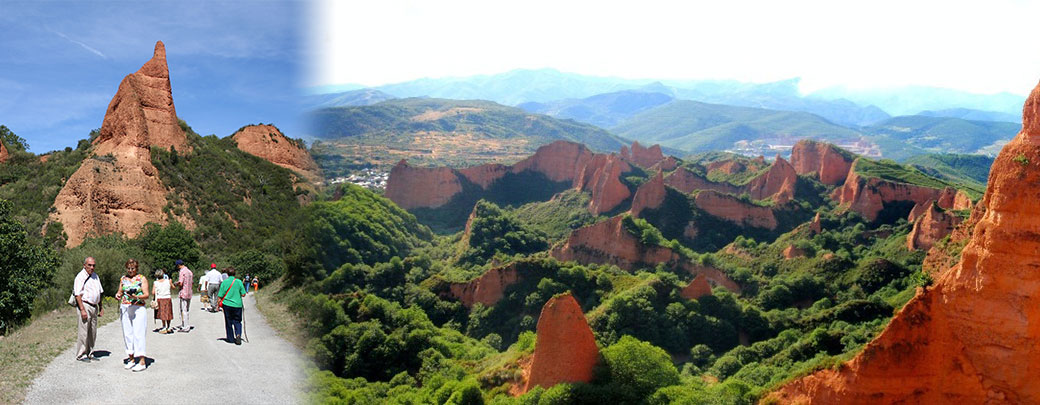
[0,199,60,334]
[601,335,681,401]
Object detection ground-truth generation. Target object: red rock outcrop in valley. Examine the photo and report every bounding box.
[664,167,741,195]
[906,203,962,251]
[832,161,948,222]
[458,163,509,189]
[551,216,681,269]
[746,155,798,203]
[768,81,1040,404]
[523,293,599,393]
[577,154,632,215]
[448,264,521,308]
[511,141,596,183]
[626,141,666,168]
[954,189,973,210]
[650,156,679,172]
[907,199,933,222]
[790,139,855,185]
[809,212,823,234]
[782,245,808,259]
[694,190,778,229]
[0,140,8,163]
[629,172,666,217]
[232,124,321,183]
[50,41,188,247]
[384,160,463,210]
[680,273,713,300]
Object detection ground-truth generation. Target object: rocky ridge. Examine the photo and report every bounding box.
[790,139,855,185]
[906,202,962,251]
[231,124,321,183]
[768,81,1040,404]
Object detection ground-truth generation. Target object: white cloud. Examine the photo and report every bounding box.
[311,0,1040,95]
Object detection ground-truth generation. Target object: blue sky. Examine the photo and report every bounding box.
[0,1,306,153]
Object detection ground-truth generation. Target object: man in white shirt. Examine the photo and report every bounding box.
[205,264,222,312]
[73,257,104,362]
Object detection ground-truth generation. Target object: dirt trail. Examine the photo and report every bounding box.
[24,293,306,404]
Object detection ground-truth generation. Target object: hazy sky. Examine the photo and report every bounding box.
[310,0,1040,96]
[1,1,304,153]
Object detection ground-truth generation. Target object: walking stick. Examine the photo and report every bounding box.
[242,298,249,343]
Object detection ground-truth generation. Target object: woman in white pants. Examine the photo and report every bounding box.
[116,259,150,372]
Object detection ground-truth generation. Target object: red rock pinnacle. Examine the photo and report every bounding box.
[524,293,599,392]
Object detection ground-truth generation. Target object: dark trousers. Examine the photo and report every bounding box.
[223,305,243,341]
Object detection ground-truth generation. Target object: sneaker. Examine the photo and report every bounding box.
[76,357,91,363]
[131,363,146,372]
[178,327,190,333]
[88,355,100,362]
[124,360,135,369]
[235,335,242,345]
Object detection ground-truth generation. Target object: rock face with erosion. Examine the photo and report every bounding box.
[383,160,463,210]
[768,81,1040,404]
[0,140,8,163]
[232,124,321,183]
[551,216,680,270]
[50,41,187,247]
[664,167,741,195]
[577,154,632,215]
[906,203,962,251]
[833,160,950,222]
[790,139,854,185]
[523,293,599,393]
[694,190,778,229]
[447,264,521,308]
[680,273,713,300]
[746,155,798,203]
[622,141,666,168]
[629,172,666,217]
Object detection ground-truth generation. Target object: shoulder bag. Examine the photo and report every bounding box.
[217,279,238,309]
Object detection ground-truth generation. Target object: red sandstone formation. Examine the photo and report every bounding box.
[782,245,807,259]
[680,273,713,300]
[809,212,823,235]
[664,167,741,195]
[384,160,463,210]
[551,216,681,269]
[650,156,679,172]
[386,141,634,213]
[936,187,958,209]
[922,201,984,277]
[694,190,778,230]
[50,41,188,247]
[954,189,973,210]
[790,139,855,185]
[511,141,596,183]
[626,141,666,168]
[768,81,1040,404]
[706,159,746,176]
[458,163,509,189]
[232,124,321,183]
[907,203,962,251]
[448,264,521,308]
[577,154,632,215]
[907,199,934,222]
[832,161,948,222]
[0,140,7,163]
[746,155,798,203]
[523,293,599,393]
[685,265,742,293]
[629,172,666,218]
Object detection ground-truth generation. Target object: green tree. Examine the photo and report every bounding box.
[229,248,285,282]
[137,221,200,270]
[0,125,28,151]
[600,336,681,402]
[0,199,59,334]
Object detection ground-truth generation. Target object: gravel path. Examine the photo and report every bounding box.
[25,293,307,404]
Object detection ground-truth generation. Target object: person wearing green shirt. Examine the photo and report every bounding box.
[217,267,247,345]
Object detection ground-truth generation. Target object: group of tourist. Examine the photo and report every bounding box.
[70,256,252,372]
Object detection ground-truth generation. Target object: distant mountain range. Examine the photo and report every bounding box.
[308,69,1026,127]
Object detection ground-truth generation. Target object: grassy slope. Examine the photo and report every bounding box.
[865,115,1019,154]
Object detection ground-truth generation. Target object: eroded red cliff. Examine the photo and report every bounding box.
[664,167,741,195]
[694,190,778,230]
[0,140,8,163]
[448,264,521,308]
[626,141,666,168]
[551,216,680,270]
[232,124,321,183]
[768,80,1040,404]
[746,155,798,203]
[790,139,854,185]
[906,203,961,251]
[523,293,599,393]
[832,161,949,222]
[577,154,632,215]
[629,172,666,217]
[680,273,714,300]
[50,41,189,247]
[383,160,463,210]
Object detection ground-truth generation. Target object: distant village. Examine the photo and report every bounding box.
[727,137,882,159]
[329,168,389,189]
